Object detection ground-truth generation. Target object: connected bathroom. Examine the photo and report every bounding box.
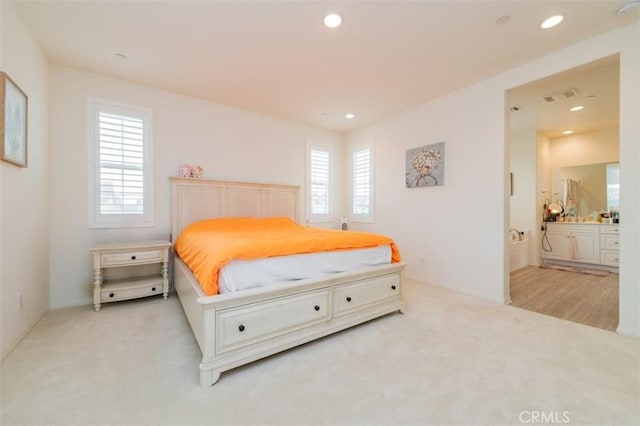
[506,55,620,331]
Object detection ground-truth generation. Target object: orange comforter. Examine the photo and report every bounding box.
[174,217,401,296]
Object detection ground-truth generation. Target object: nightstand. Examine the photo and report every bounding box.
[90,240,172,311]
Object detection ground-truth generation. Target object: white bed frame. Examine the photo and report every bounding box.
[170,177,406,387]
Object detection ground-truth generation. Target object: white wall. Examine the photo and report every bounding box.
[48,65,344,309]
[509,130,537,266]
[346,82,508,303]
[0,2,50,359]
[536,134,552,266]
[617,24,640,338]
[345,23,640,337]
[550,126,619,167]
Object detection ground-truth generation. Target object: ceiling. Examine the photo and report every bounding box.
[12,1,640,133]
[509,55,620,138]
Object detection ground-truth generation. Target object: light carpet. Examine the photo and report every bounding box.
[1,278,638,425]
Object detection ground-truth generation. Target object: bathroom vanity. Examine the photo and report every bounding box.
[542,223,619,270]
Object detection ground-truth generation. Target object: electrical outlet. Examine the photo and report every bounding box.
[420,257,425,266]
[18,293,23,310]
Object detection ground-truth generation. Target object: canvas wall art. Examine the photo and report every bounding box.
[405,142,445,188]
[0,72,28,167]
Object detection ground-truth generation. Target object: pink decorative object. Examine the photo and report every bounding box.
[178,164,192,178]
[178,164,203,178]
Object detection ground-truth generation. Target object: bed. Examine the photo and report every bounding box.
[170,177,406,387]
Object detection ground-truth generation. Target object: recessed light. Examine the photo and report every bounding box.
[540,15,564,29]
[324,14,342,28]
[345,113,355,119]
[563,130,574,135]
[570,105,585,112]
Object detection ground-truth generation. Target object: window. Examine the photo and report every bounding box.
[88,98,153,228]
[306,142,332,222]
[351,143,374,222]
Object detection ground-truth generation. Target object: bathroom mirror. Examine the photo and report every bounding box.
[551,162,618,217]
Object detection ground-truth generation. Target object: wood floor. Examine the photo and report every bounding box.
[509,265,619,332]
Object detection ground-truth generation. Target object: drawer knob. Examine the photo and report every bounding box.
[109,293,115,298]
[131,255,136,260]
[238,325,245,332]
[152,287,156,291]
[314,305,320,311]
[346,296,352,302]
[391,285,396,290]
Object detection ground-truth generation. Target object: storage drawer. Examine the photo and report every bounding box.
[547,223,599,234]
[601,225,620,235]
[601,251,620,267]
[334,274,400,317]
[101,249,164,267]
[216,289,331,353]
[100,278,163,302]
[600,235,620,251]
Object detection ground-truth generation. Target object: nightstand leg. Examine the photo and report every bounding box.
[93,268,103,311]
[162,260,169,299]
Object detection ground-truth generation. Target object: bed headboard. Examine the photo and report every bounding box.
[170,177,300,242]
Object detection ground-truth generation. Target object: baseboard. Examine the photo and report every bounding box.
[1,309,48,362]
[542,259,618,274]
[616,325,640,339]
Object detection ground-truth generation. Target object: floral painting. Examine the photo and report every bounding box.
[405,142,445,188]
[1,72,28,167]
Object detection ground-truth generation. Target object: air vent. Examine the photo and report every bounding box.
[542,88,580,103]
[563,88,579,98]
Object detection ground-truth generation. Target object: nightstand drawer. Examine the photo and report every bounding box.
[100,277,164,302]
[91,240,171,311]
[101,249,164,267]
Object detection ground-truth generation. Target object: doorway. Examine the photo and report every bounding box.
[506,56,620,332]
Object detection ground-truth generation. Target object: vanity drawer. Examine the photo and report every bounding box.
[216,289,331,353]
[601,251,620,267]
[600,235,620,251]
[334,274,400,317]
[547,223,599,234]
[101,249,165,267]
[601,225,620,235]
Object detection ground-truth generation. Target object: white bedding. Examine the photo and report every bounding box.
[218,245,392,293]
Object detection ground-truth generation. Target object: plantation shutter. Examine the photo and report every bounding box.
[352,147,371,215]
[88,98,153,229]
[98,111,145,215]
[310,148,330,215]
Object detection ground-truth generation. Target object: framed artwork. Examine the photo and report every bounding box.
[1,72,28,167]
[405,142,445,188]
